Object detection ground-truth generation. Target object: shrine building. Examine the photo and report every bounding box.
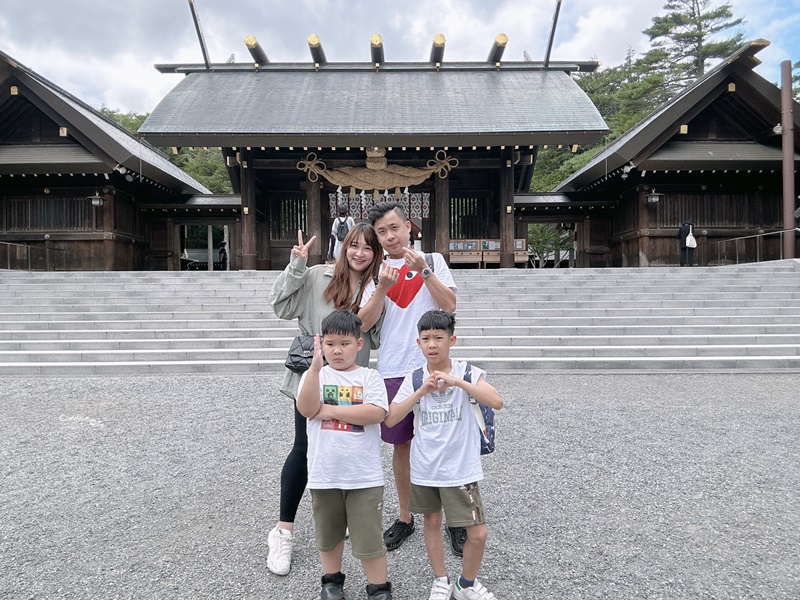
[139,33,608,270]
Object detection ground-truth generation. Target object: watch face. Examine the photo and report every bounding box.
[421,268,432,279]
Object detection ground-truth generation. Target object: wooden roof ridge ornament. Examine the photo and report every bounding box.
[370,35,384,66]
[244,35,269,67]
[487,33,508,64]
[308,34,327,66]
[430,34,446,65]
[297,148,458,189]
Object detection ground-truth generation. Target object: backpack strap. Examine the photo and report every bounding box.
[411,366,425,393]
[465,363,489,443]
[411,366,425,434]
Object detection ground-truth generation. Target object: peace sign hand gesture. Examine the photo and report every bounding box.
[291,229,318,259]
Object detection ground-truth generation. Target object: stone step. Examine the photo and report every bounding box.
[0,262,798,374]
[1,302,797,316]
[3,333,800,352]
[2,355,799,377]
[3,342,799,364]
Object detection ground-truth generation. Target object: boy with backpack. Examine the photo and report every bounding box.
[296,310,393,600]
[385,310,503,600]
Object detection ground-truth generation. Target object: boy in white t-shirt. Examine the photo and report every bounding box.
[296,310,392,600]
[385,310,503,600]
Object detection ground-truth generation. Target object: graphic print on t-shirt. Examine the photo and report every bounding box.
[419,387,464,428]
[321,384,364,432]
[386,265,424,309]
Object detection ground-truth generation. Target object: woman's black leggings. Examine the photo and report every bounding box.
[279,404,308,523]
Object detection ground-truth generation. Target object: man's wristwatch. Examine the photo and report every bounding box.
[420,267,432,280]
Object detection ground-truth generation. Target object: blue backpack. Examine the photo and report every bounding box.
[411,362,495,455]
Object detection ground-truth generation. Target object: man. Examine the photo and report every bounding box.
[359,202,459,553]
[677,219,695,267]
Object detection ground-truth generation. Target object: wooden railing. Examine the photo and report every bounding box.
[0,241,66,271]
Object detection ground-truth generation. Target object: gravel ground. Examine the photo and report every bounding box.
[1,372,799,599]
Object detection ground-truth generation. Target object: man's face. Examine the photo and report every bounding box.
[373,209,411,259]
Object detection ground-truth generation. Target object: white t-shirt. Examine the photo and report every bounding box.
[359,252,457,378]
[393,360,486,487]
[300,365,388,489]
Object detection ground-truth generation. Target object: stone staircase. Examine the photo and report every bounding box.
[1,260,799,375]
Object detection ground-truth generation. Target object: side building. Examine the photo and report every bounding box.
[0,50,214,271]
[555,40,799,267]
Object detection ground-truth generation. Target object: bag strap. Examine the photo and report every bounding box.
[465,363,489,441]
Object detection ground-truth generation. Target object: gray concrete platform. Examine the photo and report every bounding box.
[1,372,799,599]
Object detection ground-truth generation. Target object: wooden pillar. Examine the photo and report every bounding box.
[207,225,213,270]
[434,174,450,263]
[171,221,181,271]
[781,60,796,258]
[240,152,257,270]
[102,191,116,271]
[499,148,515,268]
[306,177,323,266]
[260,170,272,270]
[638,187,651,267]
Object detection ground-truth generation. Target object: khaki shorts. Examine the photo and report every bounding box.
[310,487,385,560]
[409,482,485,527]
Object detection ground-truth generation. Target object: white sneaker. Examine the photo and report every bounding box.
[429,577,454,599]
[453,578,496,600]
[267,525,293,576]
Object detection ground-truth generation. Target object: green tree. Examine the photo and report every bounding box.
[98,106,148,133]
[527,223,573,268]
[643,0,744,93]
[793,60,799,101]
[170,147,233,194]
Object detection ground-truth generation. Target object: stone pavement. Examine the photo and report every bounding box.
[2,372,799,599]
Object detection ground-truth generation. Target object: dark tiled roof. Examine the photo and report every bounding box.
[556,40,799,192]
[0,50,211,195]
[0,144,105,174]
[641,141,799,171]
[140,66,608,147]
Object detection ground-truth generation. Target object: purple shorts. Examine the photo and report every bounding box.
[380,377,414,445]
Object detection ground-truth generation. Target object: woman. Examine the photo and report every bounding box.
[267,222,383,576]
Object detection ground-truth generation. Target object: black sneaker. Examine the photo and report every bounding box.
[366,581,393,599]
[383,516,415,551]
[447,526,467,557]
[320,571,346,600]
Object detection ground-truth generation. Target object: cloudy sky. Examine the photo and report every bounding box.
[1,0,797,115]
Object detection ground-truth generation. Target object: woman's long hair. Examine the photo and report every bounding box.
[323,222,382,311]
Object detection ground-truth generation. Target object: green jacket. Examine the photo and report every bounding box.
[270,255,381,399]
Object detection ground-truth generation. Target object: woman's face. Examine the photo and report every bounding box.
[345,232,375,273]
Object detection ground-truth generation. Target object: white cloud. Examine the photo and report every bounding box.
[1,0,797,114]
